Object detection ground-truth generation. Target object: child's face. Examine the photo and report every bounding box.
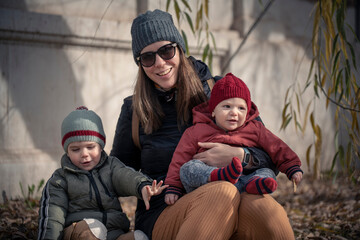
[67,141,102,171]
[212,97,248,131]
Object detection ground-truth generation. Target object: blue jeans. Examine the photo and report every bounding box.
[235,167,276,193]
[180,159,276,193]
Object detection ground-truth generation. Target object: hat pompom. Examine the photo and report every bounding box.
[76,106,88,110]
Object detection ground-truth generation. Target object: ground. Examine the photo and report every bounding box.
[273,174,360,240]
[0,174,359,239]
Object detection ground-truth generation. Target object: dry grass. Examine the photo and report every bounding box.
[1,174,359,239]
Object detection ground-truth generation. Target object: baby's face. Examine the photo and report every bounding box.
[212,97,248,131]
[67,141,102,171]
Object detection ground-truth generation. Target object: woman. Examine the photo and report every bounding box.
[110,9,294,240]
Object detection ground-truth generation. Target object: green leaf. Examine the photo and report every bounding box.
[174,0,181,22]
[282,102,290,121]
[184,12,195,34]
[210,32,217,51]
[332,50,340,73]
[19,182,26,199]
[202,44,209,62]
[181,30,189,54]
[345,59,351,97]
[310,112,315,131]
[204,0,209,18]
[337,89,344,103]
[28,184,35,195]
[180,0,192,12]
[306,58,315,86]
[335,4,346,38]
[331,33,339,57]
[306,144,312,171]
[334,68,343,97]
[331,150,339,172]
[37,179,45,193]
[345,22,360,42]
[166,0,171,12]
[296,93,300,114]
[302,102,312,133]
[281,115,292,130]
[314,74,319,97]
[346,40,357,70]
[208,49,213,72]
[296,121,303,132]
[196,4,203,30]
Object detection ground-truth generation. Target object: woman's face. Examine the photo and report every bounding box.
[140,41,180,91]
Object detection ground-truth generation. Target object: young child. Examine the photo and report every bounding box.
[37,106,167,240]
[164,73,303,205]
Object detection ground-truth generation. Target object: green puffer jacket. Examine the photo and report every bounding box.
[37,151,152,240]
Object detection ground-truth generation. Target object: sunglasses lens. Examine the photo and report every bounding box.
[158,45,176,60]
[139,43,176,67]
[139,53,156,67]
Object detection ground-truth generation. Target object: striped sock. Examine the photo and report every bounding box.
[245,176,277,195]
[210,157,242,184]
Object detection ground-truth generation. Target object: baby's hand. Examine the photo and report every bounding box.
[292,171,303,185]
[142,180,168,210]
[165,193,179,205]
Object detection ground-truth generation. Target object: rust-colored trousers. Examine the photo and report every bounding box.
[153,181,294,240]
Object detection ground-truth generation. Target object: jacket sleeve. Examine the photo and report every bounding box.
[245,147,279,175]
[110,156,152,199]
[256,123,302,179]
[110,96,141,170]
[165,127,199,195]
[37,171,68,240]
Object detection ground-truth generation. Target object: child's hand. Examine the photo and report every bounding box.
[141,180,168,210]
[165,193,179,205]
[292,171,303,185]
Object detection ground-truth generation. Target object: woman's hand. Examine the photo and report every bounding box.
[141,180,168,210]
[164,193,179,205]
[193,142,245,168]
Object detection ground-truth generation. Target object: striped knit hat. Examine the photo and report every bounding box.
[131,9,186,64]
[209,73,251,114]
[61,106,106,152]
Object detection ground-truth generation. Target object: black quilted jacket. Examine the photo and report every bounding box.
[110,57,213,237]
[110,57,275,238]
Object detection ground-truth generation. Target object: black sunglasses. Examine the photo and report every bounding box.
[137,43,177,67]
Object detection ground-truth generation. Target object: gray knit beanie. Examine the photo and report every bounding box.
[61,106,106,152]
[131,9,186,64]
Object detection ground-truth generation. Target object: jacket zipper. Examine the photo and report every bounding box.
[87,172,107,224]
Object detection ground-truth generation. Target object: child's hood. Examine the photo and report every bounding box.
[192,101,260,125]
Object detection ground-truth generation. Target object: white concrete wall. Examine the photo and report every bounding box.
[0,0,357,201]
[0,3,138,200]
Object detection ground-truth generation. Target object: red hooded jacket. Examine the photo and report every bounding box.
[165,101,302,193]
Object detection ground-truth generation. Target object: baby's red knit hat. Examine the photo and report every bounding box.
[208,73,251,114]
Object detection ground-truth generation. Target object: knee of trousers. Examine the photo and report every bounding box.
[238,194,293,234]
[153,181,241,240]
[196,181,241,206]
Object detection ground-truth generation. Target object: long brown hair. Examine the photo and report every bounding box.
[132,47,207,134]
